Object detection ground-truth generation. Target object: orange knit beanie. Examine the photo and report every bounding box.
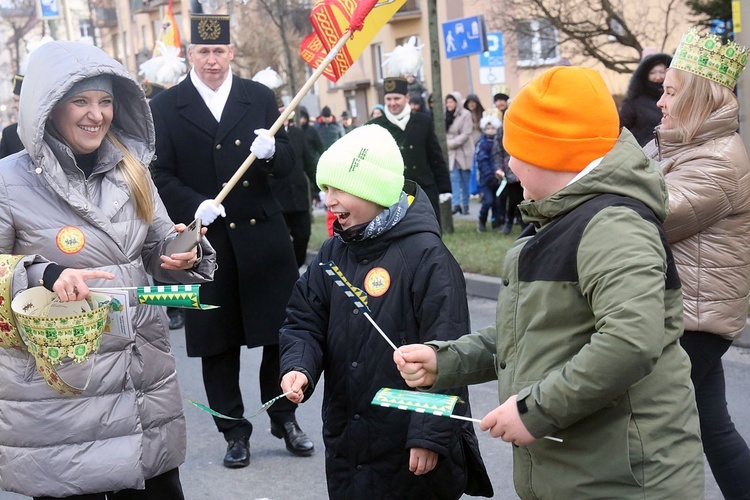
[503,66,619,172]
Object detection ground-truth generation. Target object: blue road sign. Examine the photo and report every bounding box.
[442,15,487,59]
[479,32,505,85]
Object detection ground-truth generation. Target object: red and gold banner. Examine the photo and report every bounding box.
[300,0,406,82]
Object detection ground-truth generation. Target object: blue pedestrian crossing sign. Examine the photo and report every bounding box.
[442,15,487,59]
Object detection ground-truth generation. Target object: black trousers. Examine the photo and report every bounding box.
[201,344,296,440]
[681,330,750,500]
[33,468,183,500]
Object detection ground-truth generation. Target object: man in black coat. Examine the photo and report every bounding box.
[0,75,24,159]
[368,77,451,226]
[149,14,313,469]
[269,111,316,267]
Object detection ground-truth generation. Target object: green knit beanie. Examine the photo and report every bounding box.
[316,124,405,207]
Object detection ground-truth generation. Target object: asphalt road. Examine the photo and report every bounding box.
[1,296,749,499]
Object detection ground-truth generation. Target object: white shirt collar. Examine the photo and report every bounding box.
[190,69,233,122]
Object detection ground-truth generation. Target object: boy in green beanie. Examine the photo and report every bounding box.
[278,125,493,499]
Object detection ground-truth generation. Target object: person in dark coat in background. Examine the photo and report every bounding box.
[315,105,345,150]
[280,125,493,500]
[409,94,432,121]
[619,53,672,146]
[150,14,313,470]
[368,77,451,228]
[270,109,316,267]
[0,75,24,159]
[297,106,325,206]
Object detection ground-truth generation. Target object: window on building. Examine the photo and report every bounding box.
[515,19,559,67]
[372,43,384,82]
[80,19,94,38]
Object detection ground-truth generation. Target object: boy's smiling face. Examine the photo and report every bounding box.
[324,186,383,229]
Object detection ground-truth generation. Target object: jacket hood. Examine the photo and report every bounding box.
[654,100,740,159]
[521,128,669,227]
[463,93,485,114]
[446,91,463,107]
[18,41,154,167]
[625,53,672,100]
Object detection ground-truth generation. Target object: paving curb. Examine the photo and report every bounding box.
[307,250,750,349]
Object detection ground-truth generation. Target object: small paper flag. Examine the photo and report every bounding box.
[320,261,370,313]
[371,387,460,417]
[137,285,218,310]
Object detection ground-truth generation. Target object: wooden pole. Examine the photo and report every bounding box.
[214,30,353,205]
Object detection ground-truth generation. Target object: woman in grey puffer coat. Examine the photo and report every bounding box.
[0,41,215,498]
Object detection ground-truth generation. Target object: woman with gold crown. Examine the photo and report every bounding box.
[644,28,750,499]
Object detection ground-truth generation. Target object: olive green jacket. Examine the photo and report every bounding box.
[431,130,703,499]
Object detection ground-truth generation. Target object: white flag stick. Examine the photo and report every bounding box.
[364,312,402,354]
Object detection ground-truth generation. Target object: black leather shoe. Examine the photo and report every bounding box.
[223,437,250,468]
[168,309,185,330]
[270,420,314,457]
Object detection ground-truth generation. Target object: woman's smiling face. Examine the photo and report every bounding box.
[49,90,113,154]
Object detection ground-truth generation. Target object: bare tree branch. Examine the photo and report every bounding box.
[489,0,683,74]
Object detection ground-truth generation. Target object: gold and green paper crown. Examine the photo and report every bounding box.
[671,28,749,90]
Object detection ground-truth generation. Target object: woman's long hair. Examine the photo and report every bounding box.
[668,69,736,142]
[107,131,154,224]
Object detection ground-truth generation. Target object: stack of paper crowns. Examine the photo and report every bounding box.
[671,28,750,90]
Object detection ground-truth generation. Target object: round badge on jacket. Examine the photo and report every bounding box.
[364,267,390,297]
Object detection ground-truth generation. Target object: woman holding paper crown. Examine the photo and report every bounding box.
[279,125,493,500]
[643,28,750,499]
[0,41,216,499]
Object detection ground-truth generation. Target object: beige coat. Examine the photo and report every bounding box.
[645,100,750,339]
[446,91,475,171]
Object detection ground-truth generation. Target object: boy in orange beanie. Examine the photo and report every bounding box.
[394,66,704,498]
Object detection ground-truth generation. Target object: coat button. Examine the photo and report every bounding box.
[503,278,510,286]
[499,360,507,369]
[409,145,413,149]
[353,309,359,315]
[356,465,363,471]
[412,166,417,170]
[250,219,257,225]
[351,361,357,368]
[222,182,227,187]
[242,180,249,187]
[229,222,236,229]
[353,414,360,420]
[215,144,221,150]
[235,140,241,146]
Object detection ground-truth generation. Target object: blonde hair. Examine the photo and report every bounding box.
[668,69,736,142]
[107,132,154,224]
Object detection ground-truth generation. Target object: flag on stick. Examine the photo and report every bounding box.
[320,261,401,352]
[91,285,218,310]
[214,0,387,205]
[301,0,407,82]
[372,388,564,443]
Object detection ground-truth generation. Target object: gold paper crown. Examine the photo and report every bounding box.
[671,28,749,89]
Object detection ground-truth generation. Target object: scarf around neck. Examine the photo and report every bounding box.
[385,104,412,131]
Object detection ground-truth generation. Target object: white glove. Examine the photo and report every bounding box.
[438,193,452,203]
[251,128,275,160]
[195,199,226,225]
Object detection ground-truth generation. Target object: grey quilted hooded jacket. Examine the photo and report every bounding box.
[0,41,215,497]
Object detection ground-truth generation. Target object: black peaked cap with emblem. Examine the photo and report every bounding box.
[191,14,231,45]
[383,77,408,96]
